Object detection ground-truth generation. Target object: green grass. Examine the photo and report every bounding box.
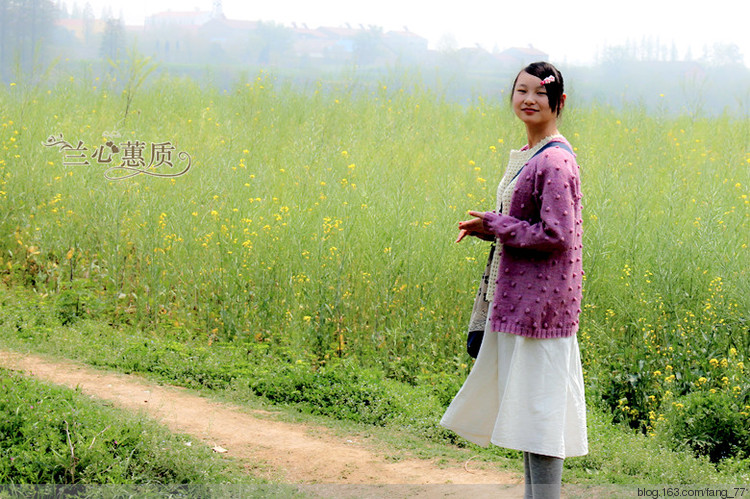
[0,364,263,486]
[0,64,748,482]
[0,284,747,485]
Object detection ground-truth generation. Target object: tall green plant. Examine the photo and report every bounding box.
[108,44,157,123]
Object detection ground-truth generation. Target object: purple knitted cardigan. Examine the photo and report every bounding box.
[482,140,583,338]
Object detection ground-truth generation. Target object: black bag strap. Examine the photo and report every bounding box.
[500,140,573,213]
[509,140,573,185]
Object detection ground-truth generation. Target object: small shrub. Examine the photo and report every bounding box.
[657,390,750,463]
[249,362,398,426]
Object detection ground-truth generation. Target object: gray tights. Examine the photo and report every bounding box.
[523,452,563,499]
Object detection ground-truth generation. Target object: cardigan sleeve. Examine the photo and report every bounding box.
[482,149,580,253]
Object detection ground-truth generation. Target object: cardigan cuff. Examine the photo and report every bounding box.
[482,211,502,235]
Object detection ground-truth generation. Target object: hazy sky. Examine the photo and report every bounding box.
[78,0,749,65]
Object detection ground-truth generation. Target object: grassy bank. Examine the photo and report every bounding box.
[1,285,747,485]
[0,360,266,486]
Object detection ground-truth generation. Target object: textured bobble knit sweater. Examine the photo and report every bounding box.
[481,138,583,339]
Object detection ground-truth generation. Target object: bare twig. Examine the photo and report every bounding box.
[88,425,112,450]
[63,419,77,483]
[463,455,479,474]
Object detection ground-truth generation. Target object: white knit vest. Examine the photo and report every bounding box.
[486,135,563,304]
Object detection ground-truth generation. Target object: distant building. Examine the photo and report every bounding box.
[383,29,429,56]
[291,26,337,59]
[53,18,107,42]
[144,10,212,29]
[496,46,549,67]
[54,9,545,71]
[316,26,359,57]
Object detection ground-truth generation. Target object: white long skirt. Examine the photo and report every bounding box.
[440,313,588,459]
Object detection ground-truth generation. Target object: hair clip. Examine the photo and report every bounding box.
[540,75,556,85]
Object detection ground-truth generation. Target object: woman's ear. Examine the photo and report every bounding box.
[559,93,567,112]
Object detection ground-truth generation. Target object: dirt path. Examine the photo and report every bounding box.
[0,350,521,495]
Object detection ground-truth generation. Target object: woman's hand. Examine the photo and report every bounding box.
[456,211,493,243]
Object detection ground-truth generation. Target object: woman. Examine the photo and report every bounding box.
[441,61,588,499]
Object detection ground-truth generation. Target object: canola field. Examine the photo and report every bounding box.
[1,66,748,460]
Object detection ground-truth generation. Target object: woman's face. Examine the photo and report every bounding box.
[511,71,559,128]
